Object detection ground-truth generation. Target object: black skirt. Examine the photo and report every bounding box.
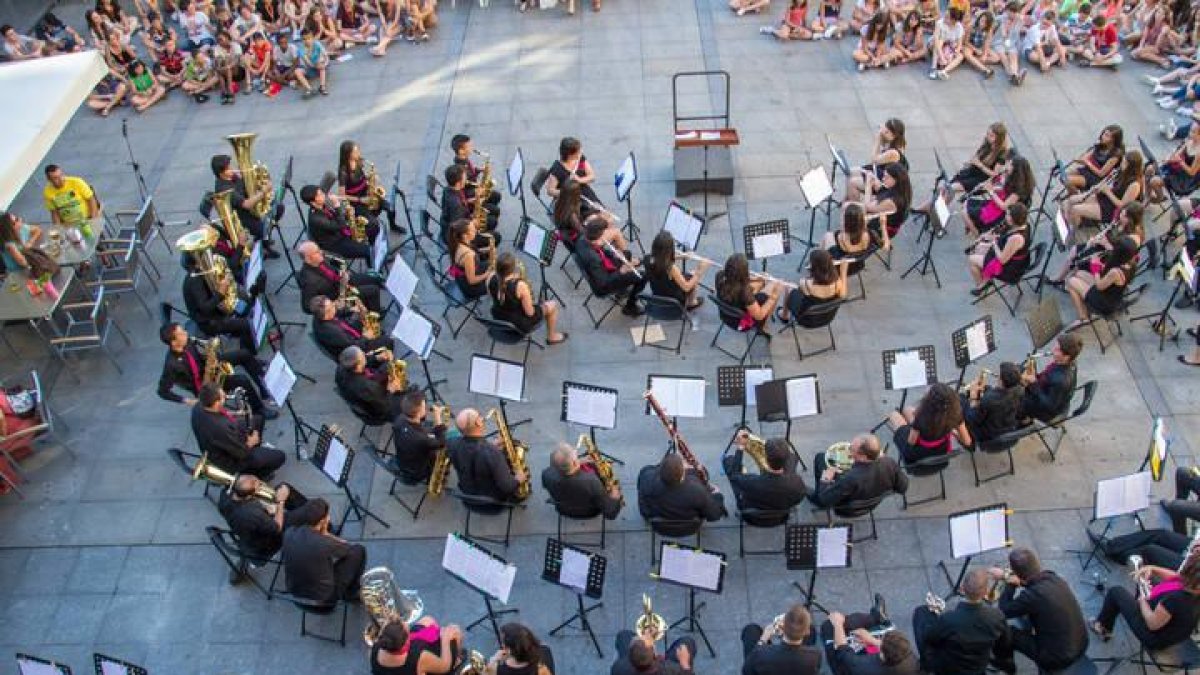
[953,165,990,193]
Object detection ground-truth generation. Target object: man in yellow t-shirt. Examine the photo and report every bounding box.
[42,164,99,226]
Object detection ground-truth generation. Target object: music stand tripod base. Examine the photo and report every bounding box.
[792,575,830,616]
[668,587,716,658]
[466,594,520,647]
[548,595,605,658]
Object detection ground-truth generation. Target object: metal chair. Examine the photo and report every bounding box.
[308,331,338,363]
[425,174,444,208]
[474,315,544,367]
[206,525,282,600]
[1071,282,1149,354]
[47,286,131,380]
[548,498,607,550]
[638,294,692,355]
[648,517,703,563]
[709,294,770,364]
[900,450,962,509]
[363,439,429,520]
[166,447,217,503]
[969,427,1030,486]
[530,167,554,216]
[0,370,71,498]
[1093,635,1200,674]
[451,489,521,547]
[283,593,349,646]
[971,242,1046,317]
[88,235,159,319]
[839,247,873,303]
[780,299,841,360]
[737,507,791,557]
[421,253,479,339]
[578,265,627,330]
[344,400,394,452]
[1029,381,1098,461]
[111,195,186,277]
[826,493,892,542]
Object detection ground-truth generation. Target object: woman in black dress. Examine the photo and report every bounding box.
[1063,150,1143,230]
[967,202,1030,294]
[1051,201,1145,284]
[370,619,463,675]
[1149,124,1200,202]
[1065,235,1139,329]
[862,162,912,249]
[919,122,1010,213]
[645,230,711,310]
[964,154,1034,238]
[1065,124,1125,194]
[486,623,555,675]
[544,137,601,207]
[552,180,630,252]
[446,219,492,301]
[778,249,847,322]
[823,203,872,263]
[886,382,972,464]
[338,140,401,233]
[488,252,567,344]
[716,253,782,332]
[846,118,909,202]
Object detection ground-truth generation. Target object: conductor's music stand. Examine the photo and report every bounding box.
[655,541,727,658]
[743,219,792,274]
[515,215,564,307]
[672,70,737,228]
[544,538,608,658]
[950,316,997,389]
[786,523,852,615]
[871,346,938,434]
[312,425,390,535]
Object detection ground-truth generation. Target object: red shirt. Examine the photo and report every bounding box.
[1092,22,1118,49]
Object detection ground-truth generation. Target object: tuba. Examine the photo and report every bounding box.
[211,188,251,258]
[191,453,277,505]
[427,405,454,497]
[577,433,620,498]
[824,441,854,472]
[359,566,424,646]
[487,407,530,500]
[365,160,385,212]
[634,594,667,643]
[197,336,234,388]
[226,132,273,220]
[176,226,240,314]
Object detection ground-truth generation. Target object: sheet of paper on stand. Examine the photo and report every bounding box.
[373,229,387,272]
[522,224,547,259]
[1181,253,1197,290]
[934,196,951,229]
[965,322,989,362]
[264,353,297,405]
[890,351,927,389]
[699,131,722,141]
[977,508,1008,551]
[565,386,617,429]
[752,233,785,259]
[800,167,834,206]
[616,154,636,201]
[392,308,434,360]
[744,367,773,407]
[816,527,849,568]
[252,298,268,347]
[442,534,517,604]
[469,355,525,401]
[1096,472,1151,520]
[664,203,703,252]
[244,241,263,286]
[786,377,820,418]
[660,545,721,592]
[322,436,348,482]
[100,661,130,675]
[508,150,524,193]
[649,376,706,418]
[16,661,67,675]
[950,511,983,559]
[385,256,419,308]
[559,547,590,592]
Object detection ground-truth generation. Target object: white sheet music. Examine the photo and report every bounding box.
[469,355,525,402]
[508,149,524,195]
[1096,472,1152,520]
[615,153,636,202]
[322,435,349,483]
[664,202,703,251]
[385,256,419,308]
[16,660,67,675]
[978,508,1008,552]
[949,512,981,559]
[890,351,927,390]
[785,376,820,418]
[559,546,590,592]
[648,376,706,418]
[244,240,263,286]
[751,232,785,259]
[392,307,434,360]
[1182,252,1197,291]
[442,534,517,604]
[965,321,989,362]
[659,544,723,592]
[100,661,130,675]
[950,506,1009,558]
[251,297,268,348]
[373,228,388,273]
[1055,208,1070,246]
[744,367,774,407]
[264,352,297,405]
[934,196,951,230]
[800,166,834,207]
[817,526,850,568]
[564,385,618,429]
[521,222,548,260]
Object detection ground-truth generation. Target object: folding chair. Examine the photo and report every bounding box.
[737,508,791,556]
[826,493,892,542]
[0,370,71,498]
[1093,633,1200,674]
[548,498,608,550]
[900,450,963,509]
[780,299,841,360]
[421,254,479,339]
[530,167,554,216]
[840,247,874,303]
[709,294,770,364]
[111,195,186,276]
[1071,283,1149,354]
[474,315,544,366]
[648,517,703,564]
[425,174,444,209]
[1029,381,1098,461]
[451,489,522,547]
[282,593,349,646]
[638,294,692,355]
[969,427,1034,486]
[206,525,282,599]
[343,400,394,452]
[88,235,159,319]
[971,242,1046,317]
[364,443,428,520]
[580,271,627,330]
[47,286,131,381]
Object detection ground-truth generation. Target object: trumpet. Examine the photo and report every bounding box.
[960,368,993,396]
[634,594,667,643]
[1130,555,1153,598]
[749,269,799,291]
[581,194,623,224]
[1022,351,1053,380]
[925,592,947,615]
[604,241,642,279]
[986,567,1012,603]
[759,614,785,645]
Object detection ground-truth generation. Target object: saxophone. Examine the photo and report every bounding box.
[199,337,234,388]
[427,405,453,497]
[469,153,493,233]
[738,429,770,472]
[227,132,273,220]
[960,368,993,396]
[487,407,530,500]
[387,359,408,392]
[362,310,381,339]
[343,199,369,244]
[577,434,620,499]
[365,160,385,212]
[481,232,497,275]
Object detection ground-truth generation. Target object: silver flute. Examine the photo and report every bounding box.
[604,242,642,279]
[582,194,623,224]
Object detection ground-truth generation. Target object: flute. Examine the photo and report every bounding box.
[604,242,642,279]
[581,194,623,224]
[749,270,799,290]
[676,250,718,266]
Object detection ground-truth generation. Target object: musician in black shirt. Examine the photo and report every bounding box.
[1161,466,1200,535]
[823,602,922,675]
[960,362,1024,443]
[575,217,647,317]
[545,136,601,207]
[451,134,501,211]
[300,184,373,261]
[723,432,808,512]
[281,497,367,604]
[1020,333,1082,423]
[157,322,275,418]
[611,630,694,675]
[447,408,527,505]
[390,390,446,481]
[911,569,1009,675]
[218,475,323,581]
[297,241,382,313]
[190,384,285,479]
[210,154,279,257]
[181,254,257,353]
[334,345,406,421]
[542,441,623,520]
[742,604,822,675]
[637,454,726,524]
[989,548,1088,672]
[809,435,908,510]
[310,296,392,357]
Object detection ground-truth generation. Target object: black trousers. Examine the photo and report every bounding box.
[353,198,396,230]
[201,315,257,353]
[326,238,372,262]
[817,612,874,675]
[614,630,695,670]
[597,273,648,309]
[334,542,368,601]
[1101,529,1189,569]
[1096,586,1170,650]
[348,273,384,313]
[242,444,286,480]
[1163,467,1200,535]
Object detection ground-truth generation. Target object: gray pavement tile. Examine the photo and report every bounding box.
[66,547,128,595]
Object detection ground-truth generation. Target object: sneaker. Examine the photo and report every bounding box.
[220,93,233,105]
[1144,73,1161,86]
[418,32,430,41]
[1181,106,1195,117]
[1152,84,1177,96]
[366,35,379,44]
[1159,96,1181,109]
[928,69,938,79]
[758,25,774,34]
[319,85,328,96]
[824,24,838,38]
[1167,116,1180,139]
[288,80,297,89]
[301,87,316,99]
[266,82,282,97]
[937,69,950,80]
[859,62,867,72]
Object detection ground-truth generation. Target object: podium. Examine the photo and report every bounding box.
[672,71,737,199]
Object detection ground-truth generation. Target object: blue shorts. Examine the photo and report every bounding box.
[303,65,322,79]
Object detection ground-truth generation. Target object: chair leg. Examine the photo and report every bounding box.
[970,451,982,487]
[739,519,745,558]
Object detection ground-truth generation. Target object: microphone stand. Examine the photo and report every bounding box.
[121,119,150,202]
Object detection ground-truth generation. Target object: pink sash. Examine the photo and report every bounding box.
[1150,577,1185,602]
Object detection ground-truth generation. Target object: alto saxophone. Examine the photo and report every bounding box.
[487,407,530,500]
[577,433,621,500]
[343,199,369,244]
[427,405,453,497]
[365,160,385,212]
[198,337,234,388]
[469,152,493,233]
[362,310,381,339]
[986,568,1012,603]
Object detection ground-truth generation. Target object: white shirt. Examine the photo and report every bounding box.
[935,18,964,45]
[1023,21,1059,51]
[182,11,213,42]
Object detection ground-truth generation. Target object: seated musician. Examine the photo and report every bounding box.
[552,179,629,251]
[310,296,392,357]
[822,204,872,265]
[636,454,726,524]
[1090,551,1200,653]
[961,362,1024,444]
[1020,333,1083,423]
[1095,528,1192,569]
[1147,124,1200,203]
[219,475,322,581]
[722,432,809,511]
[338,140,403,234]
[390,390,446,482]
[450,133,501,214]
[645,230,711,311]
[809,434,908,509]
[741,604,821,675]
[988,547,1089,673]
[297,240,383,313]
[371,618,465,675]
[157,322,276,419]
[963,156,1034,238]
[967,202,1030,296]
[191,383,285,480]
[911,569,1009,675]
[1062,151,1144,230]
[182,254,257,353]
[716,253,782,331]
[281,497,368,604]
[446,218,493,301]
[489,252,568,344]
[886,383,971,464]
[334,345,406,421]
[822,599,923,675]
[542,441,623,520]
[1064,235,1138,329]
[612,627,694,675]
[845,119,909,203]
[1162,466,1200,534]
[447,408,528,505]
[440,165,498,238]
[210,154,279,258]
[777,249,847,323]
[300,183,375,262]
[575,217,648,317]
[1050,202,1145,285]
[1064,124,1125,194]
[544,136,601,207]
[924,122,1011,210]
[860,163,912,249]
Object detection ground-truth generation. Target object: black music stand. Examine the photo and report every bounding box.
[615,151,645,254]
[1033,207,1072,298]
[645,374,707,455]
[936,503,1011,598]
[390,158,419,256]
[655,541,727,658]
[544,538,608,657]
[871,346,938,433]
[716,364,773,434]
[752,375,820,471]
[786,523,852,615]
[1025,296,1064,353]
[393,305,450,403]
[561,381,623,466]
[312,425,390,535]
[1130,251,1194,349]
[671,71,735,227]
[1071,473,1150,573]
[515,215,564,306]
[445,533,520,646]
[93,653,148,675]
[950,316,997,389]
[16,654,71,675]
[901,155,949,287]
[744,219,792,274]
[1139,136,1190,273]
[1030,147,1068,230]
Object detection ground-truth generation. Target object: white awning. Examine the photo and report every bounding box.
[0,51,108,210]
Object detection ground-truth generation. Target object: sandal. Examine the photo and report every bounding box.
[1178,355,1200,367]
[1187,327,1198,340]
[1089,619,1112,642]
[774,307,790,323]
[548,333,570,345]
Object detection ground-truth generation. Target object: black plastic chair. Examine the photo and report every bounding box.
[343,399,394,452]
[1094,634,1200,674]
[971,242,1046,317]
[969,427,1031,486]
[206,525,282,600]
[309,331,338,363]
[474,315,544,367]
[840,247,874,303]
[530,167,554,216]
[709,294,770,364]
[284,593,348,646]
[166,447,218,504]
[648,517,703,563]
[548,498,607,550]
[451,489,521,547]
[364,442,428,520]
[638,294,692,355]
[578,265,626,329]
[781,299,841,360]
[1073,282,1149,354]
[425,174,444,208]
[900,450,963,509]
[827,493,892,542]
[737,507,791,557]
[1030,381,1098,461]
